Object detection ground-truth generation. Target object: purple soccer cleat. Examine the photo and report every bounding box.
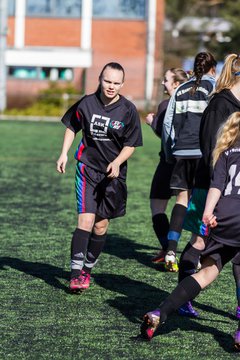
[178,301,199,317]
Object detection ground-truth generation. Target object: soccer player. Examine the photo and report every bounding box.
[140,111,240,350]
[179,53,240,317]
[162,52,217,272]
[56,62,142,292]
[145,68,188,265]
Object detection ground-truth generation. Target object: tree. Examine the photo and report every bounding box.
[164,0,239,65]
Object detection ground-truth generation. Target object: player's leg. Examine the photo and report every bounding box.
[151,199,169,263]
[69,213,95,292]
[178,234,205,317]
[150,160,174,263]
[80,217,109,290]
[178,188,209,316]
[140,243,238,341]
[165,189,189,272]
[165,159,199,272]
[69,162,98,292]
[140,257,218,340]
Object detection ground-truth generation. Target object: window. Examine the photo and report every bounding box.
[26,0,82,18]
[93,0,146,19]
[26,0,146,19]
[8,66,73,81]
[8,0,15,16]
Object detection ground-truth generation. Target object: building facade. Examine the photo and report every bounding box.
[4,0,164,109]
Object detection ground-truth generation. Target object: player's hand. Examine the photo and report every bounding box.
[145,113,154,126]
[56,154,68,173]
[202,213,218,228]
[106,161,120,178]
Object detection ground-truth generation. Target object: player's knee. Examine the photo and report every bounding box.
[93,221,108,235]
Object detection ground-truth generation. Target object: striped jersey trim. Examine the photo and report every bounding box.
[175,100,208,114]
[76,162,86,213]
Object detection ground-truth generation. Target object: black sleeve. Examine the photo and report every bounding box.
[123,105,143,147]
[199,105,225,179]
[210,153,227,192]
[61,98,85,134]
[151,99,169,137]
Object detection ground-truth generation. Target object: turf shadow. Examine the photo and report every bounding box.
[93,273,236,353]
[0,256,69,291]
[103,233,162,270]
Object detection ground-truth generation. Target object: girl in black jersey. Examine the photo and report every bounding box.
[145,68,188,265]
[56,62,142,292]
[139,111,240,349]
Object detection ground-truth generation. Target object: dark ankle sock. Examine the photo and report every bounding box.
[167,204,187,253]
[178,243,202,282]
[152,213,169,250]
[159,276,201,323]
[83,233,107,274]
[71,228,91,279]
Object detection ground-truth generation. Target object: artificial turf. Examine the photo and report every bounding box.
[0,120,238,359]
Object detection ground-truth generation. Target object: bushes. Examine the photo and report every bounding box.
[5,82,82,117]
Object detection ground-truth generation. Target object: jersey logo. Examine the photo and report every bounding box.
[109,120,125,130]
[90,114,110,141]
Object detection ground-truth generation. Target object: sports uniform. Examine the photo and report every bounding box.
[57,61,143,294]
[140,138,240,343]
[150,99,175,200]
[184,90,240,234]
[201,145,240,270]
[170,74,216,191]
[62,89,143,219]
[163,73,216,273]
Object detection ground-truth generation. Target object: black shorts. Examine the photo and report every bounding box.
[75,162,127,219]
[170,158,200,191]
[232,251,240,265]
[150,158,175,200]
[201,238,240,271]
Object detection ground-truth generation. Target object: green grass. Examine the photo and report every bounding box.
[0,120,238,360]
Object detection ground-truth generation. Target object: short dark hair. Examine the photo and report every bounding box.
[99,62,125,82]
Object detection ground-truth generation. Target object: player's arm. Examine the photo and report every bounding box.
[56,128,76,173]
[202,187,221,228]
[106,146,135,178]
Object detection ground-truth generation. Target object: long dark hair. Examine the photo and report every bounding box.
[190,52,217,95]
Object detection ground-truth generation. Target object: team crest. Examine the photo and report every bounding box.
[110,120,124,130]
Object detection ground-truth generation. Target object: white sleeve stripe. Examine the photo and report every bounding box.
[175,100,208,114]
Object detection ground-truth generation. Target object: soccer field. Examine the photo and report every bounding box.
[0,120,238,359]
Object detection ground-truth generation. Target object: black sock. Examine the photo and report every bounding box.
[83,233,107,274]
[167,204,187,253]
[178,243,202,282]
[159,276,201,323]
[70,228,91,279]
[152,213,169,250]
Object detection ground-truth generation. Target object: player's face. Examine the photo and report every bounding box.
[100,67,124,102]
[162,70,178,96]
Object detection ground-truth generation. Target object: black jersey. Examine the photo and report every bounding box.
[210,146,240,247]
[61,91,143,180]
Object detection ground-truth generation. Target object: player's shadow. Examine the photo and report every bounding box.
[104,233,164,270]
[0,256,69,291]
[93,273,236,353]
